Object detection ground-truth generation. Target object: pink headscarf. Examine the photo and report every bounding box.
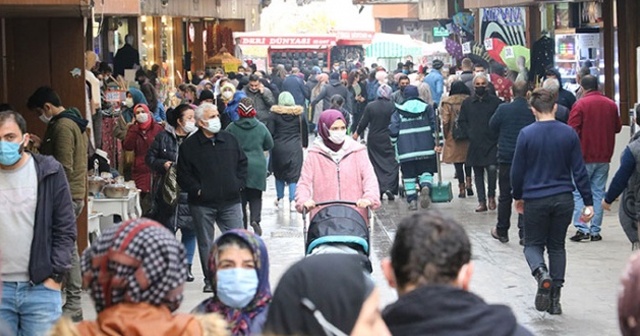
[317,109,346,152]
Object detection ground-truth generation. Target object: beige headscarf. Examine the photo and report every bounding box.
[85,51,99,71]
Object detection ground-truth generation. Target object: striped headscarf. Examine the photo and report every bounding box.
[81,218,187,313]
[377,84,393,100]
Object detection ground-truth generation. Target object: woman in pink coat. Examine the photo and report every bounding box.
[296,110,381,220]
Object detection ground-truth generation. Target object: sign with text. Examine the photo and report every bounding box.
[433,26,450,38]
[237,36,337,47]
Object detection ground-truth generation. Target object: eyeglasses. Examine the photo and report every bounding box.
[301,298,348,336]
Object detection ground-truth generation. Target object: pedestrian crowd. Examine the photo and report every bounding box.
[1,50,639,336]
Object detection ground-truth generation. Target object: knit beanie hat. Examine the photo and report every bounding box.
[238,97,257,118]
[404,85,419,98]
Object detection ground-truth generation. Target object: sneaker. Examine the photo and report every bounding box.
[491,227,509,243]
[274,198,283,209]
[290,200,297,212]
[419,186,431,209]
[569,230,591,242]
[250,221,263,236]
[408,200,418,211]
[590,234,602,242]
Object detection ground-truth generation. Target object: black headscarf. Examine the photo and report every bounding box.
[450,80,471,96]
[264,254,374,336]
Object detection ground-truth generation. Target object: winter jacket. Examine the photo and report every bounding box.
[50,303,228,336]
[389,98,438,164]
[225,118,274,191]
[282,75,310,106]
[242,87,276,122]
[29,153,77,284]
[123,122,164,193]
[459,71,475,93]
[113,88,148,141]
[193,302,268,336]
[221,91,246,129]
[177,130,248,208]
[488,97,535,165]
[547,68,576,110]
[556,104,569,123]
[458,94,503,167]
[568,91,621,163]
[440,94,470,164]
[39,108,88,200]
[305,76,318,95]
[310,80,349,112]
[145,125,193,231]
[382,285,533,336]
[268,105,309,183]
[295,138,381,220]
[113,43,140,77]
[424,70,445,105]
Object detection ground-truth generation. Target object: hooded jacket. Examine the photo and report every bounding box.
[282,74,310,106]
[225,118,274,191]
[383,285,533,336]
[267,105,308,183]
[310,79,349,112]
[546,68,576,110]
[389,98,438,164]
[222,91,246,129]
[40,107,88,200]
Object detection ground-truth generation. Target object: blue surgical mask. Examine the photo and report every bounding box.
[216,268,258,309]
[0,139,24,166]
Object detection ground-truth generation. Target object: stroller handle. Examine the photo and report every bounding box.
[302,200,371,219]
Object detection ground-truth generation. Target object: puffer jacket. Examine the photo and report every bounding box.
[389,98,438,164]
[296,138,381,220]
[123,122,164,193]
[145,125,193,231]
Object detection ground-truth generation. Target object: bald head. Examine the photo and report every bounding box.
[512,81,529,98]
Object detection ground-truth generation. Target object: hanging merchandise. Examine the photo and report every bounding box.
[485,38,507,66]
[500,45,530,72]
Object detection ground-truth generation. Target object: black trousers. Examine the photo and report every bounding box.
[241,188,263,228]
[473,165,497,202]
[497,164,523,238]
[454,163,472,184]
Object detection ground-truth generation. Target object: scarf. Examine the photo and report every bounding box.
[133,104,153,130]
[203,230,272,336]
[377,84,392,100]
[317,109,346,153]
[80,218,187,313]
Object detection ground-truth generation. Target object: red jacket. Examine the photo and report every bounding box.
[123,122,164,192]
[568,91,621,163]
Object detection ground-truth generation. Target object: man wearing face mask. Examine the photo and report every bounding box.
[27,86,88,322]
[242,74,275,123]
[177,102,247,293]
[0,110,77,335]
[390,75,410,105]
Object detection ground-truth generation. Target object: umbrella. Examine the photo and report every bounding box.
[484,38,507,66]
[445,38,464,62]
[500,45,531,72]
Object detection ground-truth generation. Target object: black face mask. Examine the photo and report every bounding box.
[475,86,487,96]
[400,86,406,92]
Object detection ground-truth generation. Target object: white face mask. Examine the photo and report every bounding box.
[183,120,197,133]
[205,117,221,134]
[39,114,52,124]
[222,91,233,100]
[136,113,149,124]
[124,98,134,108]
[329,129,347,144]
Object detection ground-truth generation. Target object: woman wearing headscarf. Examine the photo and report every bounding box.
[268,92,308,212]
[140,82,167,122]
[146,104,198,282]
[310,73,329,132]
[225,98,274,236]
[193,229,271,336]
[123,103,164,214]
[263,254,391,336]
[353,84,399,200]
[50,218,228,336]
[218,83,240,129]
[295,110,380,220]
[441,81,474,198]
[113,87,148,141]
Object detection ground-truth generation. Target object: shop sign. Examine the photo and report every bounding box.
[579,34,600,49]
[481,7,524,26]
[479,7,526,47]
[462,42,471,54]
[105,90,126,103]
[433,27,450,38]
[333,31,375,42]
[238,36,337,47]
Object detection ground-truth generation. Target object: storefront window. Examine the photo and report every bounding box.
[140,15,155,69]
[160,16,176,96]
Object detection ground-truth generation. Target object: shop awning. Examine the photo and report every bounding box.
[233,32,336,48]
[365,33,426,59]
[333,30,375,46]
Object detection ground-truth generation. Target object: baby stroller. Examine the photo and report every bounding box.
[302,201,373,273]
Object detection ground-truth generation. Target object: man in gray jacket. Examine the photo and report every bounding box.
[243,74,275,122]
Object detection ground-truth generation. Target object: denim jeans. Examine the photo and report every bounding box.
[0,281,62,336]
[473,165,497,203]
[276,179,297,202]
[189,203,243,282]
[496,164,523,238]
[523,192,574,287]
[180,227,197,265]
[573,163,609,235]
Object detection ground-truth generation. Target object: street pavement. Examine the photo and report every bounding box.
[78,128,636,335]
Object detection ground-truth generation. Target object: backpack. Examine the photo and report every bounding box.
[451,113,467,141]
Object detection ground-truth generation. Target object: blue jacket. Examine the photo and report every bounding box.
[424,70,444,105]
[30,153,77,284]
[389,98,438,163]
[282,75,310,106]
[224,91,246,124]
[488,97,536,165]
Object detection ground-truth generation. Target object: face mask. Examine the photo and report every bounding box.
[329,129,347,144]
[136,113,149,124]
[249,88,258,93]
[222,91,233,100]
[124,98,134,108]
[475,86,487,96]
[0,139,24,166]
[205,117,221,134]
[183,120,197,133]
[402,70,408,74]
[39,114,52,124]
[216,268,258,309]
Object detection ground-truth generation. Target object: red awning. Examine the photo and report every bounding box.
[334,30,375,46]
[235,34,337,48]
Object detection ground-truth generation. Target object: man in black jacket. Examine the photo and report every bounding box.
[177,102,247,293]
[489,81,535,244]
[309,72,348,112]
[113,34,140,77]
[382,212,532,336]
[544,68,576,110]
[0,110,76,335]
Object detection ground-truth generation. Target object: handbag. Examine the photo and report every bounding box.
[161,163,180,207]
